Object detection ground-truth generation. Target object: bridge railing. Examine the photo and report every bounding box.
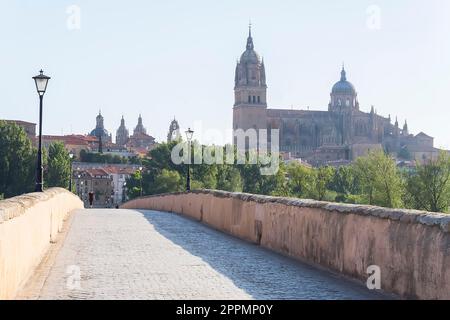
[122,189,450,300]
[0,188,83,299]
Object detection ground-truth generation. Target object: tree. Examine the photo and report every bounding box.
[216,165,243,192]
[46,142,71,188]
[404,152,450,212]
[353,151,403,208]
[0,121,36,198]
[286,162,314,198]
[153,169,183,194]
[311,166,334,201]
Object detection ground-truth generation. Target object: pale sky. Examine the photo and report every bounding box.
[1,0,449,149]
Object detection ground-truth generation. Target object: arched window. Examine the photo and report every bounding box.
[346,99,350,107]
[248,96,251,103]
[257,96,260,103]
[338,99,342,106]
[253,96,256,103]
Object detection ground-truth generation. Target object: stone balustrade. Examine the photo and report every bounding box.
[122,190,450,299]
[0,188,83,299]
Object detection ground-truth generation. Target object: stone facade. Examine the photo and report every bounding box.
[88,111,112,145]
[3,120,36,145]
[122,189,450,299]
[167,118,181,142]
[115,116,129,147]
[232,28,438,166]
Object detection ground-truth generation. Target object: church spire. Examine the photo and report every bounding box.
[246,22,254,50]
[340,64,347,81]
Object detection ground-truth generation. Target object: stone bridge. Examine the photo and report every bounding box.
[1,188,449,300]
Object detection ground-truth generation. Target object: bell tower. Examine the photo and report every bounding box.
[233,25,267,143]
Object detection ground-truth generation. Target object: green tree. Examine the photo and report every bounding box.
[353,151,403,208]
[45,142,71,188]
[311,166,334,201]
[0,121,36,198]
[153,169,184,194]
[216,165,243,192]
[404,152,450,212]
[286,162,314,198]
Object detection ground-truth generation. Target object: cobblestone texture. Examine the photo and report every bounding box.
[39,209,386,300]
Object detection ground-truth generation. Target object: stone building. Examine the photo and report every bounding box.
[115,116,129,147]
[3,120,36,145]
[233,27,438,166]
[89,111,112,144]
[127,115,156,149]
[73,168,114,207]
[167,118,181,142]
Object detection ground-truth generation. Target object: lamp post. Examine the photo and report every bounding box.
[68,152,74,192]
[32,70,51,192]
[122,182,127,203]
[185,128,194,191]
[139,166,143,197]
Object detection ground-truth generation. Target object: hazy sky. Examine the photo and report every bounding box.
[1,0,449,148]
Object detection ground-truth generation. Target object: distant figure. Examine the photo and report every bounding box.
[88,192,94,208]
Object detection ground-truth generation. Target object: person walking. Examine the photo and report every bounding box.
[88,191,94,208]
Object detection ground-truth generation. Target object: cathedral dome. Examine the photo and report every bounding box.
[332,67,356,95]
[239,26,261,64]
[240,49,260,64]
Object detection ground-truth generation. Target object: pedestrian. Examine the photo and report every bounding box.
[88,191,94,208]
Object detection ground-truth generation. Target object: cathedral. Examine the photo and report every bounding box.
[233,27,437,166]
[115,114,156,149]
[89,111,112,144]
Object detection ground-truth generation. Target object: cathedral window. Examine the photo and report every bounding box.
[248,96,251,103]
[253,96,256,103]
[257,96,260,103]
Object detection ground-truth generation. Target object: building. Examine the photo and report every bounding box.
[42,134,97,158]
[232,27,440,166]
[127,115,156,151]
[72,162,140,205]
[103,166,138,204]
[89,111,112,147]
[167,118,181,142]
[115,116,129,147]
[3,120,36,145]
[73,168,114,207]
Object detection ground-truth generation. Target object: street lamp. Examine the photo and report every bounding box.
[68,152,74,192]
[32,70,51,192]
[185,128,194,191]
[139,166,143,197]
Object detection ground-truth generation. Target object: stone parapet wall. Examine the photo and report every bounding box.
[122,190,450,299]
[0,188,83,299]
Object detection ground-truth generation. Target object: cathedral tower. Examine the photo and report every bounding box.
[329,66,359,112]
[116,116,129,146]
[233,25,267,139]
[134,114,147,135]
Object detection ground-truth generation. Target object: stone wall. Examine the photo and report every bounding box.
[0,188,83,299]
[122,190,450,299]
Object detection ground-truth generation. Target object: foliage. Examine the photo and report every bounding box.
[0,121,36,197]
[353,151,403,208]
[79,149,129,164]
[403,152,450,212]
[45,142,71,188]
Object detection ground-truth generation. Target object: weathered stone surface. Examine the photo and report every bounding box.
[37,209,384,300]
[122,190,450,299]
[0,188,83,299]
